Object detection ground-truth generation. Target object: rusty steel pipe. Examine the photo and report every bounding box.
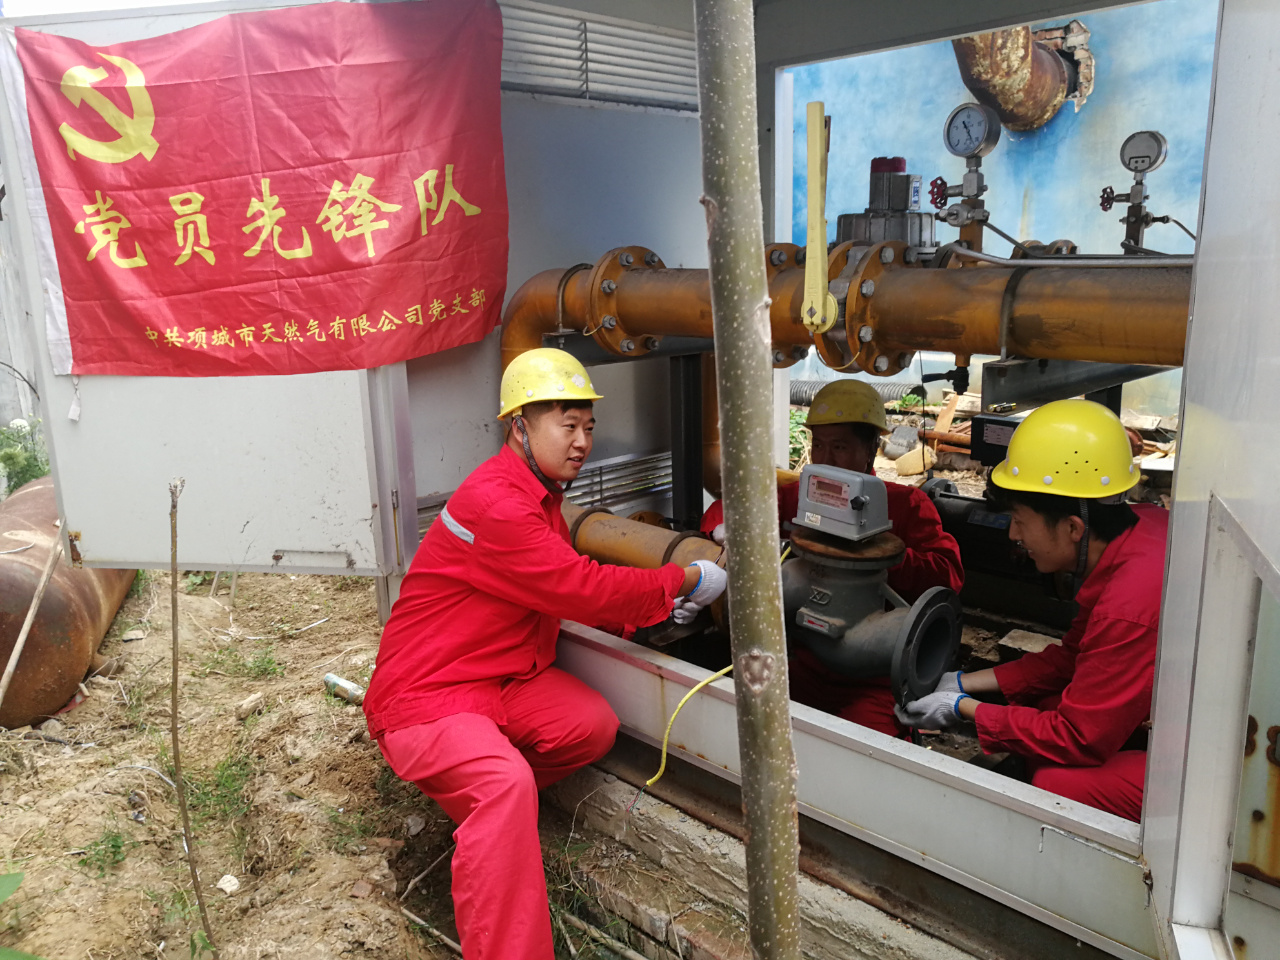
[953,28,1070,132]
[863,263,1190,367]
[561,500,723,569]
[501,248,1191,376]
[0,477,135,729]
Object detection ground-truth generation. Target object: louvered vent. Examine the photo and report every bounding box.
[500,1,699,111]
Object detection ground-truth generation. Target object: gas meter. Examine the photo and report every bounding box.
[782,465,963,705]
[792,464,892,541]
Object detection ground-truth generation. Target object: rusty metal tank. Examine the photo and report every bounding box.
[0,476,135,728]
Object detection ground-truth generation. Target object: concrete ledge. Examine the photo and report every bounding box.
[545,767,977,960]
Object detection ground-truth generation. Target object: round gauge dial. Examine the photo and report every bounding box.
[943,103,1002,159]
[1119,131,1168,173]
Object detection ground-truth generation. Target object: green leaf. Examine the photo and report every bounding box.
[0,946,45,960]
[0,872,23,905]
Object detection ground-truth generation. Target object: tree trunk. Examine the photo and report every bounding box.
[692,2,803,958]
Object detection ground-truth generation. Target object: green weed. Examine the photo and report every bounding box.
[327,807,381,853]
[182,571,216,593]
[144,887,195,926]
[187,753,253,824]
[0,419,49,496]
[0,872,46,959]
[78,830,130,878]
[198,643,283,680]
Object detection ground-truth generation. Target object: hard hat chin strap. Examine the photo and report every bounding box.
[512,414,570,496]
[1073,497,1091,591]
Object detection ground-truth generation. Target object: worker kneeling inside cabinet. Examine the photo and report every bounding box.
[704,378,963,736]
[896,399,1166,822]
[363,347,727,960]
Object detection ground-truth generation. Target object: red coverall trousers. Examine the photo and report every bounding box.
[377,667,619,960]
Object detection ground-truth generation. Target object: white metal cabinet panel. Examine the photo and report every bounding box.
[409,91,704,504]
[0,0,408,574]
[1147,0,1280,951]
[558,623,1158,959]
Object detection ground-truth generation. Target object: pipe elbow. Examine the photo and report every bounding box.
[952,27,1069,132]
[500,268,568,371]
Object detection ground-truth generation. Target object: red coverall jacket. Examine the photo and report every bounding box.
[975,504,1169,766]
[364,445,686,739]
[701,478,964,602]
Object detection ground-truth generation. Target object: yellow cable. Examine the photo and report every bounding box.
[640,539,791,798]
[646,664,734,788]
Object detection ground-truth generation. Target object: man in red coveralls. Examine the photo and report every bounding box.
[701,378,963,736]
[364,348,728,960]
[896,399,1165,822]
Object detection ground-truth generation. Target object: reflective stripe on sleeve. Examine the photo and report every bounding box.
[439,505,475,544]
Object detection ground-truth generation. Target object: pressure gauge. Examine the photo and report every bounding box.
[943,103,1002,159]
[1119,131,1168,173]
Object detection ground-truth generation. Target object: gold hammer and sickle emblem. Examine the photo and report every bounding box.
[57,53,158,164]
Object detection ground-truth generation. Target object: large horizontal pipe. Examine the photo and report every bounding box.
[865,264,1190,366]
[501,244,1192,375]
[561,500,723,569]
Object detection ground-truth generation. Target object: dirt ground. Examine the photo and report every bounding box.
[0,571,466,960]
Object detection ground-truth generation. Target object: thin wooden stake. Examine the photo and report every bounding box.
[168,479,218,958]
[0,541,63,717]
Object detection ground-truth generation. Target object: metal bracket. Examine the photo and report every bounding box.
[981,357,1172,412]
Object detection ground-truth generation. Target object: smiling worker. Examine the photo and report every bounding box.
[896,399,1167,822]
[363,348,727,960]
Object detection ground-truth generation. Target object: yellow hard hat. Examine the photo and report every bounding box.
[498,347,603,419]
[805,379,889,434]
[990,399,1138,498]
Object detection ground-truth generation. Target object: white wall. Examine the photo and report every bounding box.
[409,92,706,500]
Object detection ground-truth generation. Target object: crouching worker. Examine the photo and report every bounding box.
[896,399,1166,822]
[363,348,727,959]
[704,379,963,736]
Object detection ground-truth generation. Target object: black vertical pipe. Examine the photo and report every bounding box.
[669,353,704,531]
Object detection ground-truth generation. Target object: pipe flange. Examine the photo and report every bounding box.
[660,529,706,566]
[811,242,861,371]
[764,242,807,369]
[844,240,915,377]
[890,586,963,706]
[588,246,666,358]
[567,505,614,547]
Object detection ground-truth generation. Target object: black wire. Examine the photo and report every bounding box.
[0,360,38,400]
[982,221,1047,259]
[1166,218,1198,242]
[1120,239,1172,256]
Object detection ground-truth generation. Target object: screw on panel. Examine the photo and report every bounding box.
[792,345,810,360]
[795,248,807,265]
[879,247,895,264]
[860,280,876,298]
[772,350,786,364]
[644,337,660,350]
[898,353,911,368]
[769,249,787,266]
[644,252,659,266]
[601,279,617,294]
[602,315,617,329]
[904,248,919,264]
[873,356,889,372]
[620,339,635,353]
[858,325,874,343]
[619,252,634,266]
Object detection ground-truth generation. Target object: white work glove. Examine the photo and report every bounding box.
[710,523,726,546]
[673,559,727,624]
[933,671,965,696]
[894,691,971,730]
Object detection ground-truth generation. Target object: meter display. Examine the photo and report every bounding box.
[792,464,892,542]
[1120,130,1168,173]
[943,102,1001,159]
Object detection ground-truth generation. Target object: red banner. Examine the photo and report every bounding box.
[15,0,507,376]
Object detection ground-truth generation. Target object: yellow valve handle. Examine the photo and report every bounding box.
[802,101,838,335]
